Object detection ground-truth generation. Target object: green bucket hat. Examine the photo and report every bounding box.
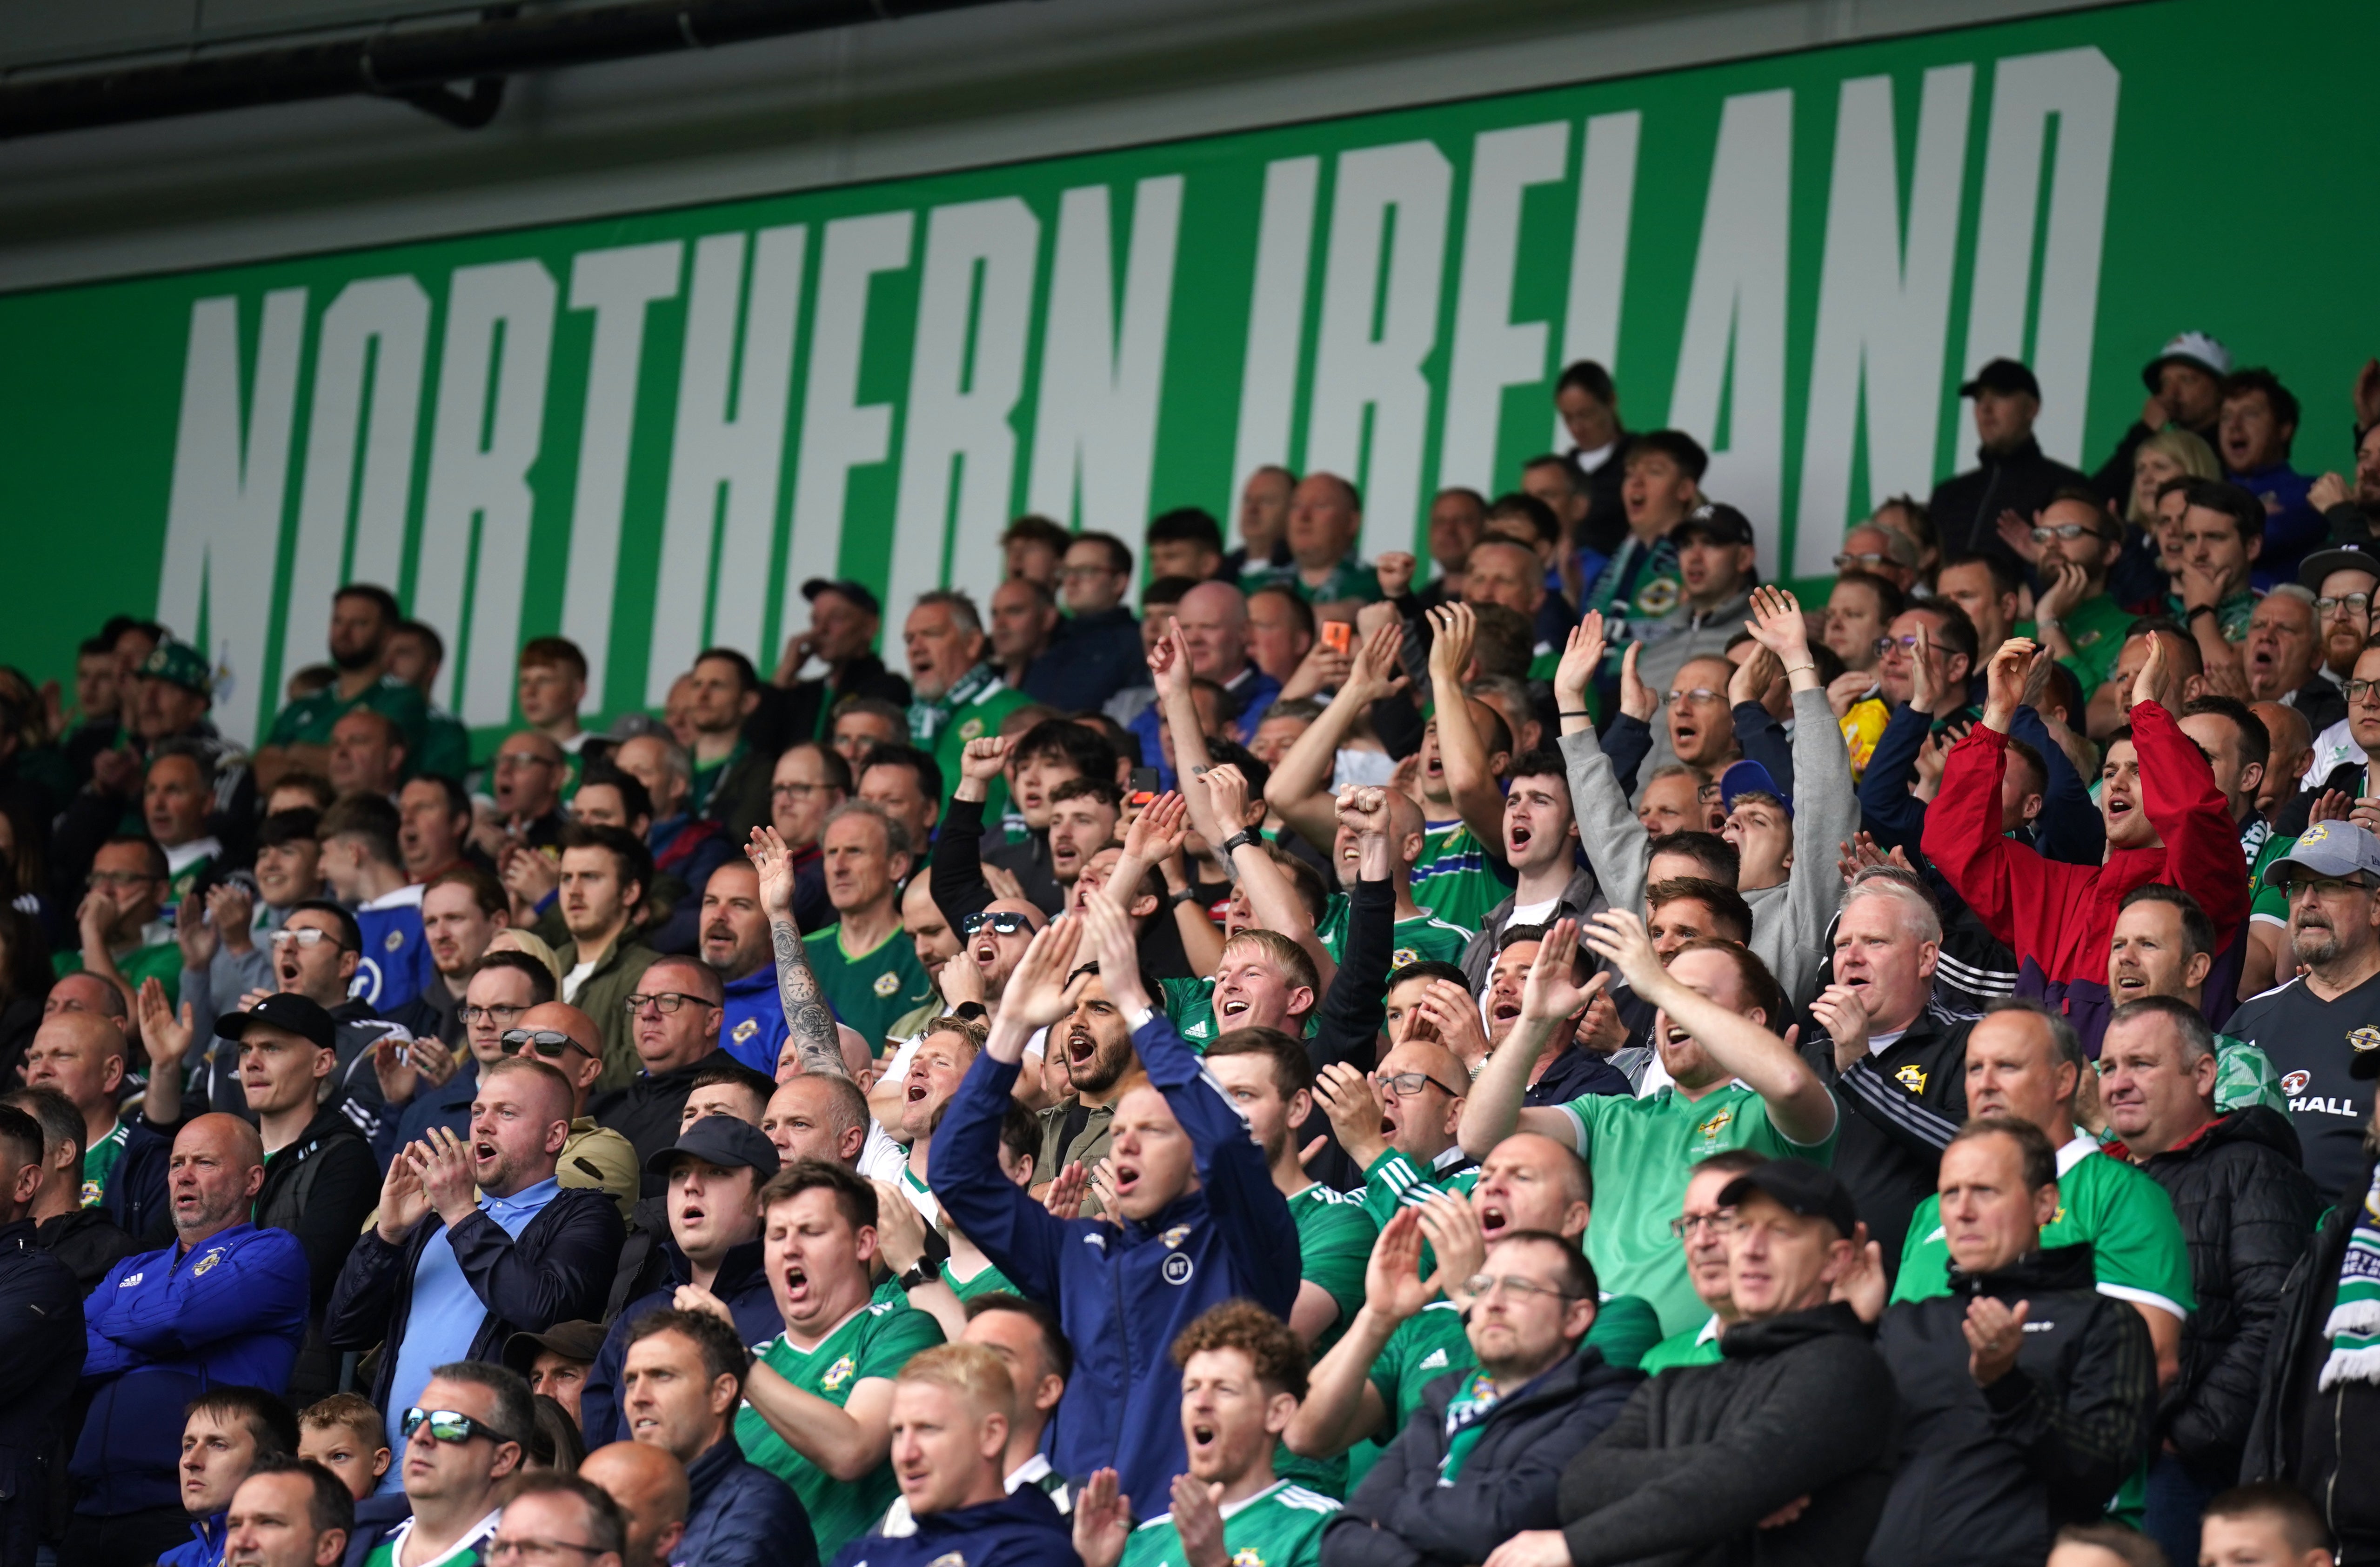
[139,640,213,698]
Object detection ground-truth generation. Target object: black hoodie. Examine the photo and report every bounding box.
[1870,1243,2156,1566]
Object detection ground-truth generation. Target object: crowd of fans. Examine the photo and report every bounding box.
[1,329,2379,1567]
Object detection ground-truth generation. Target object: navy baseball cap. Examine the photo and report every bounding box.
[1718,1160,1860,1240]
[1959,358,2041,400]
[801,578,883,619]
[215,993,336,1054]
[1718,758,1792,818]
[644,1114,782,1179]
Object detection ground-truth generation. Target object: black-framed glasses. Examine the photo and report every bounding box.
[2343,679,2380,706]
[2317,593,2373,617]
[1669,1208,1737,1239]
[461,1003,528,1026]
[499,1028,594,1061]
[1377,1070,1463,1100]
[959,910,1033,939]
[623,992,711,1015]
[401,1407,512,1446]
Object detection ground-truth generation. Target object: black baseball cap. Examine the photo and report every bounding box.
[215,993,336,1054]
[1718,1160,1860,1240]
[643,1115,782,1180]
[2298,544,2380,593]
[1674,502,1754,548]
[1959,358,2041,400]
[503,1319,608,1374]
[801,578,883,619]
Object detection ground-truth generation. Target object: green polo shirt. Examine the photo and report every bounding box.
[804,924,934,1054]
[263,673,429,754]
[2023,590,2136,696]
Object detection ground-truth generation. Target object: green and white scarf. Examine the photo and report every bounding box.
[2318,1167,2380,1390]
[909,662,1001,746]
[1437,1368,1502,1484]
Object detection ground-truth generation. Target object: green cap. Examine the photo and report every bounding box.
[140,640,213,698]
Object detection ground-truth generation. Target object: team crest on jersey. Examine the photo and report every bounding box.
[731,1018,758,1044]
[384,929,406,953]
[2350,1026,2380,1058]
[1696,1106,1734,1143]
[959,717,986,742]
[190,1247,225,1277]
[1160,1225,1191,1250]
[1894,1063,1927,1094]
[1633,578,1680,616]
[1162,1252,1195,1286]
[928,1554,966,1567]
[1392,947,1419,969]
[872,971,900,998]
[2282,1069,2313,1096]
[2074,627,2101,648]
[80,1179,103,1208]
[820,1354,857,1392]
[1232,1550,1268,1567]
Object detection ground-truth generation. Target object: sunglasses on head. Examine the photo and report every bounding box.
[498,1028,594,1061]
[401,1407,511,1446]
[959,910,1034,939]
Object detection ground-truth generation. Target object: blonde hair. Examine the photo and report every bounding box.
[2128,427,2220,524]
[487,927,564,988]
[896,1342,1015,1424]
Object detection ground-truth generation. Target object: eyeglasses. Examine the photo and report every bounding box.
[499,1028,595,1061]
[1664,687,1723,707]
[2343,679,2380,706]
[1832,552,1891,571]
[486,1542,606,1564]
[2317,593,2373,617]
[1459,1272,1579,1303]
[2284,875,2376,899]
[1669,1208,1737,1239]
[2031,523,2115,543]
[771,781,836,799]
[401,1407,512,1446]
[461,1003,528,1026]
[624,992,713,1015]
[1377,1070,1464,1100]
[85,870,160,889]
[269,928,351,952]
[959,910,1034,938]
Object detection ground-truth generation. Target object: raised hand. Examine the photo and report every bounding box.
[206,881,256,956]
[1808,983,1872,1073]
[1553,612,1607,710]
[1618,641,1656,722]
[413,1126,481,1226]
[2037,560,2089,623]
[673,1281,737,1328]
[136,979,195,1078]
[1414,1190,1487,1308]
[1906,621,1939,714]
[1001,918,1087,1031]
[1574,986,1626,1056]
[1412,979,1489,1069]
[1728,644,1784,711]
[869,1179,930,1273]
[175,894,220,970]
[1832,1226,1887,1324]
[959,734,1014,787]
[500,843,560,909]
[1127,790,1192,863]
[1741,584,1810,665]
[2311,472,2351,513]
[1077,895,1147,1014]
[1344,618,1411,707]
[1150,624,1194,701]
[1278,636,1353,703]
[1334,784,1389,839]
[1996,508,2043,565]
[2133,625,2173,714]
[1518,918,1601,1025]
[1373,551,1418,598]
[1825,668,1876,721]
[1313,1061,1389,1167]
[1196,767,1251,838]
[373,1032,422,1107]
[1981,637,2039,730]
[981,862,1029,905]
[1579,908,1662,995]
[375,1146,432,1243]
[746,825,799,920]
[1425,603,1476,685]
[1042,1162,1089,1220]
[1071,1469,1134,1567]
[1169,1475,1229,1567]
[2309,788,2355,827]
[1361,1208,1441,1323]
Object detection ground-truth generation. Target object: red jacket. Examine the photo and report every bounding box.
[1921,701,2248,1053]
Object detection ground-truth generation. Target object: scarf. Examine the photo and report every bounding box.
[1437,1368,1502,1485]
[909,662,1001,746]
[2318,1165,2380,1390]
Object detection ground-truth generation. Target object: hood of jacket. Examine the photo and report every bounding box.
[911,1482,1068,1545]
[1721,1300,1873,1359]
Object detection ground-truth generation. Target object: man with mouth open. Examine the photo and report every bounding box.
[932,899,1300,1523]
[326,1054,628,1457]
[2106,883,2286,1115]
[1023,920,1151,1221]
[1925,633,2251,1057]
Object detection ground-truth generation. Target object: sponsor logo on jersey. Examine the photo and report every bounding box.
[119,1272,144,1287]
[1417,1348,1448,1370]
[2282,1069,2312,1096]
[1161,1252,1195,1286]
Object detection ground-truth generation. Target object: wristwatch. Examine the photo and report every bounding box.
[1169,885,1203,906]
[900,1258,937,1292]
[1220,829,1263,857]
[2186,603,2218,623]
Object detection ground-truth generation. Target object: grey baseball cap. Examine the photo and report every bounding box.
[2261,821,2380,892]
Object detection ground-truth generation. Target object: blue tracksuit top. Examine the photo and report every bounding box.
[718,965,788,1074]
[828,1485,1077,1567]
[74,1222,310,1516]
[931,1010,1299,1520]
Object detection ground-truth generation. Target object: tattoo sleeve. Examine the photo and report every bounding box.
[772,917,847,1078]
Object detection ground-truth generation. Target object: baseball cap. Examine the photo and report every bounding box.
[2297,544,2380,593]
[801,578,883,619]
[214,993,336,1054]
[1958,358,2040,400]
[139,640,214,699]
[503,1319,608,1374]
[2260,821,2380,893]
[643,1114,782,1180]
[1674,502,1754,548]
[1718,1160,1860,1240]
[1718,758,1792,818]
[2141,331,2232,392]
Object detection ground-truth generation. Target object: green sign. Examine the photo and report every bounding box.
[5,0,2369,747]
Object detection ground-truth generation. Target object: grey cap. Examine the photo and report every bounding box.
[2261,821,2380,892]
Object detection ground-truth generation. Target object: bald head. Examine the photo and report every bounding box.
[836,1024,874,1081]
[580,1441,688,1567]
[1178,581,1248,626]
[515,1000,604,1102]
[42,970,128,1022]
[23,1011,130,1116]
[762,1073,871,1167]
[170,1113,267,1244]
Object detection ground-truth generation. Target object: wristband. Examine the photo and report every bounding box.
[1123,1003,1156,1033]
[1220,829,1263,857]
[2186,603,2217,623]
[1558,708,1591,718]
[899,1259,937,1291]
[1783,663,1814,676]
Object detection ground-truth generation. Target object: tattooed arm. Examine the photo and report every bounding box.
[747,827,847,1078]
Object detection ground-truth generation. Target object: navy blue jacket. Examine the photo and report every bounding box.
[932,1012,1299,1520]
[322,1184,626,1415]
[1023,607,1144,716]
[74,1222,309,1516]
[339,1491,414,1567]
[0,1217,84,1567]
[682,1430,820,1567]
[100,1116,172,1244]
[581,1235,778,1447]
[828,1485,1077,1567]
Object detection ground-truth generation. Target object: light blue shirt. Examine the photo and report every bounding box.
[381,1177,562,1458]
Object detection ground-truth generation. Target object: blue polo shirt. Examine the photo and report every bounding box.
[718,967,786,1075]
[382,1177,563,1457]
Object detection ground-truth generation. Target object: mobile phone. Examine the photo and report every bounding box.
[1320,620,1354,656]
[1128,765,1160,807]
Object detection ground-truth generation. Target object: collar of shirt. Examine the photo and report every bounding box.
[480,1175,562,1235]
[1573,438,1619,473]
[163,836,221,876]
[359,883,426,913]
[2054,1133,2097,1178]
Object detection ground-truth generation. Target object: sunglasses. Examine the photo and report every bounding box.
[401,1407,512,1446]
[959,910,1034,939]
[498,1028,595,1061]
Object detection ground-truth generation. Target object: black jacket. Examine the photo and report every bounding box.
[100,1116,171,1245]
[2244,1147,2380,1557]
[983,831,1066,919]
[322,1184,626,1414]
[1869,1243,2157,1567]
[1556,1302,1899,1567]
[680,1430,820,1567]
[2136,1107,2320,1488]
[1023,606,1144,715]
[1928,436,2093,564]
[580,1235,779,1448]
[781,655,910,747]
[1801,1005,1977,1280]
[589,1055,717,1196]
[0,1219,84,1567]
[35,1205,140,1291]
[1321,1347,1642,1567]
[254,1104,383,1403]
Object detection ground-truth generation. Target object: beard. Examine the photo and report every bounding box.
[330,641,380,673]
[2293,920,2343,967]
[1069,1037,1132,1096]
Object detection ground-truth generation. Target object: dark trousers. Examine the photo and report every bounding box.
[2143,1451,2218,1567]
[60,1506,190,1567]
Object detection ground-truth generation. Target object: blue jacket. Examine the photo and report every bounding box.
[1023,607,1144,715]
[157,1511,226,1567]
[322,1185,625,1416]
[828,1485,1077,1567]
[718,967,788,1075]
[932,1013,1299,1519]
[339,1491,414,1567]
[683,1430,820,1567]
[1128,665,1281,788]
[0,1217,84,1565]
[100,1116,172,1245]
[581,1235,778,1447]
[74,1223,309,1516]
[2229,460,2324,583]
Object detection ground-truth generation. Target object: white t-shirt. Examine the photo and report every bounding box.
[1504,896,1561,934]
[561,961,597,1005]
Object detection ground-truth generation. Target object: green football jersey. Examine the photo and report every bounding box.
[264,672,429,753]
[1891,1140,2195,1319]
[1559,1083,1837,1336]
[1638,1317,1725,1375]
[80,1122,128,1210]
[804,924,935,1054]
[53,942,181,1007]
[1314,894,1474,970]
[1161,975,1316,1048]
[1122,1479,1340,1567]
[1289,1184,1378,1356]
[1358,1149,1480,1232]
[361,1512,497,1567]
[736,1300,946,1559]
[1408,821,1513,935]
[2212,1034,2288,1115]
[941,1256,1018,1302]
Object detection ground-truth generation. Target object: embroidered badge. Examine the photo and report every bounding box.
[872,971,900,998]
[384,929,406,952]
[731,1018,759,1044]
[190,1247,225,1277]
[1161,1252,1195,1286]
[820,1354,857,1392]
[1894,1063,1927,1094]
